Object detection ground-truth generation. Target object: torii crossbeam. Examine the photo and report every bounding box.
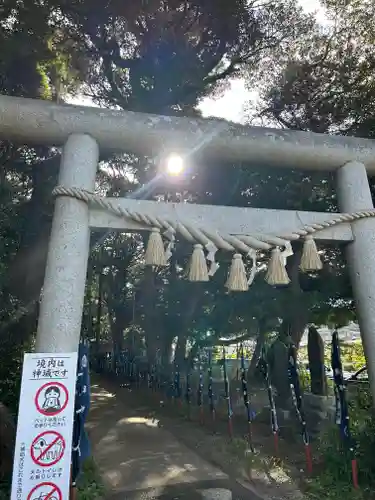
[1,95,375,400]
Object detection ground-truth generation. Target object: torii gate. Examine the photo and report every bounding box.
[1,95,375,400]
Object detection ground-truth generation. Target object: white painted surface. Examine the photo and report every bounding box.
[11,353,78,500]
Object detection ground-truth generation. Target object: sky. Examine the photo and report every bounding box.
[69,1,328,124]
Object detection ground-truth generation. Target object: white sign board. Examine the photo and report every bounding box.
[11,352,78,500]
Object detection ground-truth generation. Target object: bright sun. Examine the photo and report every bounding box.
[166,154,184,176]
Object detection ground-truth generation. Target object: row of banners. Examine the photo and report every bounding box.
[9,329,358,498]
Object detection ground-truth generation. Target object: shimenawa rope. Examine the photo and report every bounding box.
[52,185,375,290]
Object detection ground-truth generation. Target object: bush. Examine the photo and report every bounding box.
[307,387,375,500]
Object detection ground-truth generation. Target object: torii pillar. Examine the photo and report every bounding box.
[337,161,375,391]
[35,134,99,352]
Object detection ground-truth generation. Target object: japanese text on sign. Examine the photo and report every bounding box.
[11,352,77,500]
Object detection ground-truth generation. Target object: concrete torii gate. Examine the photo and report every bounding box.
[1,95,375,400]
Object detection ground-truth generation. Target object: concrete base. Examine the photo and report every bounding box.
[304,393,335,439]
[199,488,232,500]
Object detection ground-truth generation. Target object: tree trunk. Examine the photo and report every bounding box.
[142,267,159,363]
[161,331,175,366]
[174,335,188,366]
[6,157,59,303]
[247,329,267,381]
[174,283,204,366]
[95,271,103,354]
[282,243,309,347]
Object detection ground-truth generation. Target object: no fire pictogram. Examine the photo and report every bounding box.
[35,382,69,416]
[27,482,62,500]
[31,431,65,467]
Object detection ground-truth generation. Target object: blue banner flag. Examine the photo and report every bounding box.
[71,340,91,485]
[331,330,358,487]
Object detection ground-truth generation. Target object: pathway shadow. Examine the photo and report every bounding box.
[87,379,229,498]
[109,480,236,500]
[90,376,305,500]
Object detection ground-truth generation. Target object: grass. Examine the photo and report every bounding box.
[77,458,106,499]
[305,475,366,500]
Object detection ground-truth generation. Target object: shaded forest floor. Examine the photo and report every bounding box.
[93,375,315,499]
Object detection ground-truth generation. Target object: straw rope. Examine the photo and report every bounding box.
[52,185,372,252]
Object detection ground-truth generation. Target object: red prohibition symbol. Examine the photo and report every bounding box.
[35,382,69,416]
[27,482,62,500]
[31,431,66,467]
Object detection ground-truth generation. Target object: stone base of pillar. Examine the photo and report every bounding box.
[304,393,335,439]
[199,488,232,500]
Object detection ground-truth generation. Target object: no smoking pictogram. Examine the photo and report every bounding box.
[31,431,65,467]
[27,482,62,500]
[35,382,69,416]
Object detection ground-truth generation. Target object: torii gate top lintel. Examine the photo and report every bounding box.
[1,94,375,172]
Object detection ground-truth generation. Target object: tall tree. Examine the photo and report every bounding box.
[3,0,315,351]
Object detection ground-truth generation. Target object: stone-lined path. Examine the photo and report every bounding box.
[87,377,261,500]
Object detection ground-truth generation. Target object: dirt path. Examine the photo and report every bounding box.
[88,377,262,500]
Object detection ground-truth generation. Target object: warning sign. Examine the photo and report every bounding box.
[10,353,78,500]
[27,482,62,500]
[31,431,65,467]
[35,382,69,416]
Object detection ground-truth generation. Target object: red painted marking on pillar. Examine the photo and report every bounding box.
[351,459,359,489]
[273,433,279,455]
[228,417,234,439]
[305,443,313,475]
[211,408,216,434]
[247,421,254,449]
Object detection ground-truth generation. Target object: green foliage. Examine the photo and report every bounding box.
[259,0,375,142]
[340,342,366,371]
[299,340,366,373]
[306,388,375,500]
[46,0,313,111]
[0,342,24,414]
[0,0,354,369]
[298,365,311,393]
[77,459,105,500]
